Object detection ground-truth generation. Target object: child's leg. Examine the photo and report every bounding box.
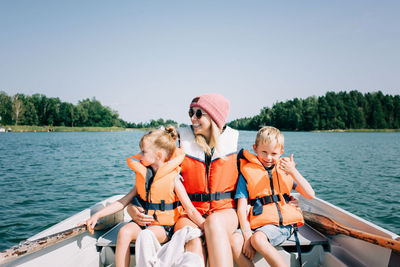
[115,222,142,267]
[250,231,286,267]
[147,225,169,244]
[230,232,255,267]
[175,215,206,264]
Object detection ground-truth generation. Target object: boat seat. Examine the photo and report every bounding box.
[96,222,328,249]
[97,222,134,247]
[281,224,328,247]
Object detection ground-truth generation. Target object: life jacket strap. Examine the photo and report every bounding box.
[132,196,180,211]
[188,191,235,202]
[250,193,290,206]
[293,224,302,266]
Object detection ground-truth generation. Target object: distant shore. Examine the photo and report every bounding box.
[0,125,139,132]
[1,125,399,133]
[313,129,400,132]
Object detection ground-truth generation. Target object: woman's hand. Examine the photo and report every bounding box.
[242,232,255,260]
[126,204,154,226]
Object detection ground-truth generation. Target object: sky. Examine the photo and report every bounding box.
[0,1,399,124]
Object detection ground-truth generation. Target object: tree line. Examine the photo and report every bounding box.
[228,91,400,131]
[0,92,180,128]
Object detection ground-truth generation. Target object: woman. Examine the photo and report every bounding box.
[176,93,239,266]
[130,93,239,266]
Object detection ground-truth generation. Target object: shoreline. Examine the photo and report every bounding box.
[1,125,399,133]
[313,129,400,132]
[0,125,143,132]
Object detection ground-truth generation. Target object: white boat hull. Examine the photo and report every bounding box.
[2,194,399,267]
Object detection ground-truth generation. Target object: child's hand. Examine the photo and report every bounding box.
[84,216,98,235]
[279,154,296,174]
[242,232,255,260]
[288,195,299,207]
[127,204,154,226]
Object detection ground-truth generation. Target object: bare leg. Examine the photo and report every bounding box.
[115,222,142,267]
[250,231,286,267]
[175,215,207,264]
[147,225,169,244]
[230,232,255,267]
[204,209,238,267]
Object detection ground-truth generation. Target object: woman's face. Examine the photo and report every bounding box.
[189,107,212,138]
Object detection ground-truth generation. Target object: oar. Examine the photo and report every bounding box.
[0,224,90,264]
[303,211,400,253]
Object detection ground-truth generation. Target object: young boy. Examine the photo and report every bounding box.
[231,126,315,267]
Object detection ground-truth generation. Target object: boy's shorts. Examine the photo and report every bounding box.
[236,224,293,247]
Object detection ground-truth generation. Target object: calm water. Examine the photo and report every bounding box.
[0,130,399,251]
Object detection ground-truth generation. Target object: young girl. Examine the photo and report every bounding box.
[85,126,205,267]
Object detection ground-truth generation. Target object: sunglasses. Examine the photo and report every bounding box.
[188,108,207,119]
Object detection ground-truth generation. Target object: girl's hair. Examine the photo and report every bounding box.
[255,126,284,148]
[194,119,222,156]
[140,125,178,160]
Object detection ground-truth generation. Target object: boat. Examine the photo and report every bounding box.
[1,194,399,267]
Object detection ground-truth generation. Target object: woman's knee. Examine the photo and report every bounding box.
[204,213,225,235]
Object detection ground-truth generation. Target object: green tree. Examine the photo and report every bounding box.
[12,94,25,125]
[0,91,13,125]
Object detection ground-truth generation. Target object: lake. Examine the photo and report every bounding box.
[0,130,399,251]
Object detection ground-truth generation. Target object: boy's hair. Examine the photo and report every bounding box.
[140,125,178,160]
[255,126,284,148]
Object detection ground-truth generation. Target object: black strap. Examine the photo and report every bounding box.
[132,196,180,211]
[249,193,290,206]
[237,148,245,173]
[293,224,302,266]
[188,191,235,202]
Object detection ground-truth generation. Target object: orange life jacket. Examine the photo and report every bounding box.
[179,126,239,215]
[126,148,185,226]
[238,149,304,229]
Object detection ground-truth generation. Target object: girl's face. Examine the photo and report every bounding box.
[139,139,158,167]
[189,107,212,138]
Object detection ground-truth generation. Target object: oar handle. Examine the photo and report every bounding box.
[0,225,88,264]
[303,211,400,253]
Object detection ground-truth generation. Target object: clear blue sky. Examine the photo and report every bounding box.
[1,1,399,124]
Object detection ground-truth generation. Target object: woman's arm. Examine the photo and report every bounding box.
[175,179,205,230]
[279,154,315,199]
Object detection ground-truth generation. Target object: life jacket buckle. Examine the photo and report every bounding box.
[215,192,221,200]
[252,197,263,216]
[160,200,166,211]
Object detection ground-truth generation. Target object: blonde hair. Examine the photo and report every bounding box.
[255,126,284,148]
[194,120,222,156]
[140,125,178,160]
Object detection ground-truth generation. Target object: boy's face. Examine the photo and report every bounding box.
[253,140,283,168]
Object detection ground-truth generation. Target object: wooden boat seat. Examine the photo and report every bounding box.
[96,222,328,249]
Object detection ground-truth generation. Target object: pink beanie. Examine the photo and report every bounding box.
[190,93,230,130]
